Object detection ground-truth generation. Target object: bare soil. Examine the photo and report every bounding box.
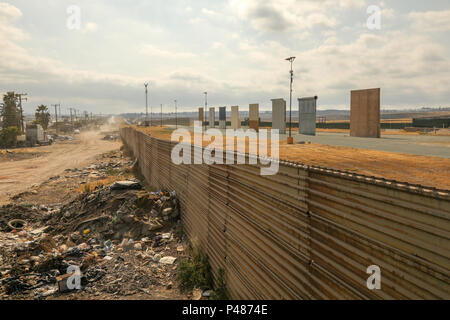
[0,131,121,206]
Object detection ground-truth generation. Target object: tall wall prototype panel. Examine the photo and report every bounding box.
[249,104,259,131]
[209,107,215,128]
[299,96,318,136]
[272,99,286,134]
[350,88,380,138]
[219,107,226,129]
[231,106,240,129]
[198,107,204,125]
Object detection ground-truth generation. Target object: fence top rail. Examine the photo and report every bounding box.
[121,127,450,200]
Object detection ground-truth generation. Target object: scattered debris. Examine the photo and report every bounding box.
[159,256,177,265]
[103,134,119,141]
[110,180,142,190]
[0,149,187,300]
[7,219,27,231]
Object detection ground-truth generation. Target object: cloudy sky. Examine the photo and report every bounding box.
[0,0,449,114]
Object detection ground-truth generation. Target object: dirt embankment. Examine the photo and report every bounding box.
[135,126,450,190]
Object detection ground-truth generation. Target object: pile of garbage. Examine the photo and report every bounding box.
[0,180,184,299]
[63,158,133,180]
[103,134,119,141]
[51,135,75,141]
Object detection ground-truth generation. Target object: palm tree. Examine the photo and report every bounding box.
[35,105,51,130]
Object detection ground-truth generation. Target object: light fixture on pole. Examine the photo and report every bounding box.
[285,56,295,144]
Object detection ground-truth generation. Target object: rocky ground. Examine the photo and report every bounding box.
[0,148,195,300]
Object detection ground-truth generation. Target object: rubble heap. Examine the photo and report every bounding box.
[0,180,185,300]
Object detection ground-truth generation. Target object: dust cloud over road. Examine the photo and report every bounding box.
[0,131,121,205]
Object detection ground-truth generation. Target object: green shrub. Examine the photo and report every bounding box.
[0,126,20,148]
[177,250,212,290]
[210,268,229,300]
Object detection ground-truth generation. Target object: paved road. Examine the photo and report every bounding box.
[288,132,450,158]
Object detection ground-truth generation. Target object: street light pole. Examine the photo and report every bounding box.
[204,92,207,132]
[285,56,295,142]
[144,83,149,126]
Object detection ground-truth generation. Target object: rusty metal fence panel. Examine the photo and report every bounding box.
[120,127,450,300]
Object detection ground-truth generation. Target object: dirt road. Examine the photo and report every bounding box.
[0,131,120,205]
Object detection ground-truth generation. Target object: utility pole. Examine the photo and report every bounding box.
[175,100,178,129]
[204,92,207,132]
[16,93,28,133]
[160,104,163,126]
[51,103,60,134]
[69,108,74,127]
[285,56,296,143]
[144,83,149,126]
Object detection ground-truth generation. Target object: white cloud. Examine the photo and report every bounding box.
[0,2,26,40]
[202,8,217,16]
[211,42,225,49]
[409,10,450,32]
[229,0,365,32]
[138,44,197,59]
[188,17,201,24]
[82,22,98,34]
[0,1,449,112]
[0,2,22,21]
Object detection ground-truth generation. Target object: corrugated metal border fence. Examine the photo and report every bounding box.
[120,127,450,300]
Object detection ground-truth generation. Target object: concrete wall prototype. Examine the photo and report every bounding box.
[272,99,286,134]
[219,107,226,129]
[121,126,450,300]
[209,107,215,128]
[231,106,240,129]
[298,96,317,136]
[249,104,259,131]
[198,107,204,125]
[350,88,381,138]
